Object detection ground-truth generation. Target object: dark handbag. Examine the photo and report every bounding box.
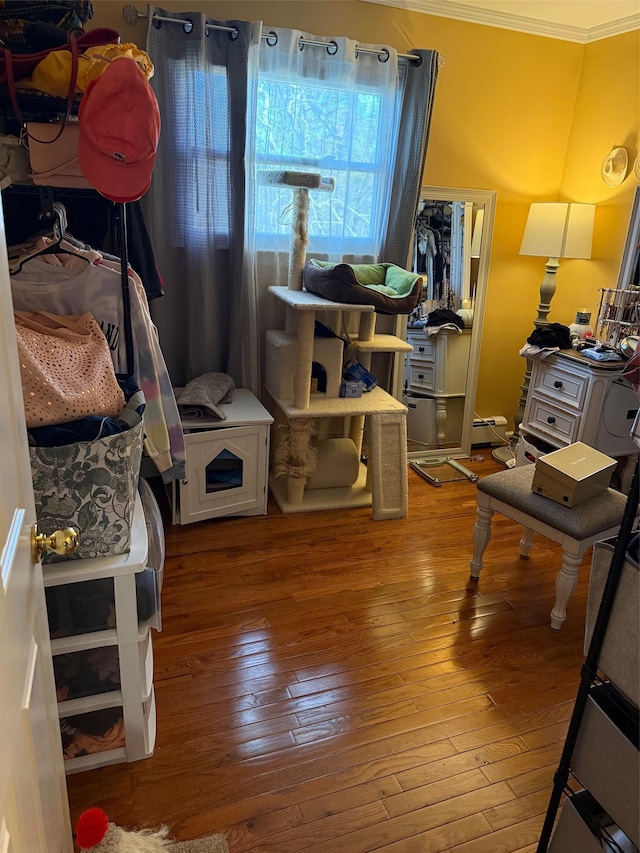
[0,27,118,84]
[1,27,119,143]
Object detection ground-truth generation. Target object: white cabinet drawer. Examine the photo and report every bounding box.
[408,364,436,392]
[527,399,581,444]
[536,363,589,409]
[407,335,436,364]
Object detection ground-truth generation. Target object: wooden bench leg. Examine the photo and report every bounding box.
[550,551,582,630]
[470,505,493,579]
[519,527,533,558]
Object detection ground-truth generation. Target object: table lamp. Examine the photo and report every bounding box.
[492,201,595,466]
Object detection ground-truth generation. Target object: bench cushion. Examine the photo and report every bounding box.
[477,465,626,539]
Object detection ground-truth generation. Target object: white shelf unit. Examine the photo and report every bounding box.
[171,388,273,525]
[266,286,410,519]
[43,495,158,774]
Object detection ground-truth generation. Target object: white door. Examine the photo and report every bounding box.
[0,196,73,852]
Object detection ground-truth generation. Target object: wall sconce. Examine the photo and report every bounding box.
[492,201,595,466]
[601,146,629,187]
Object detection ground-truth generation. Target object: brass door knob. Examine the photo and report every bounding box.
[31,525,79,563]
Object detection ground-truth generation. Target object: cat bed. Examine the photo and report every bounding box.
[303,260,422,315]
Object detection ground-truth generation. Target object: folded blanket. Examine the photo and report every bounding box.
[425,323,462,337]
[176,372,235,420]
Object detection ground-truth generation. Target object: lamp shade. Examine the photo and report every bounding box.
[520,202,595,260]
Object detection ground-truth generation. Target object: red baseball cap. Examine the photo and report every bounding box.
[78,57,160,203]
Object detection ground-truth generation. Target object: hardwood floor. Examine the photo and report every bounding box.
[66,454,592,852]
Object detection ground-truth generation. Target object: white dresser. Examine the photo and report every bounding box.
[521,350,638,491]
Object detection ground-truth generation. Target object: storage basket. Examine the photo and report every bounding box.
[30,420,144,563]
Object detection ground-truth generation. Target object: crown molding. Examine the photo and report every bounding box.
[361,0,640,44]
[586,14,640,42]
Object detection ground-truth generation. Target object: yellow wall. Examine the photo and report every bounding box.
[91,1,639,426]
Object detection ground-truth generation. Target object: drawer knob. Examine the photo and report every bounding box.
[418,373,424,380]
[553,380,563,389]
[547,416,556,424]
[418,346,425,353]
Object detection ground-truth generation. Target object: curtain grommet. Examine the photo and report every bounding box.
[326,40,338,56]
[229,27,239,41]
[265,30,278,47]
[182,20,193,34]
[377,47,390,63]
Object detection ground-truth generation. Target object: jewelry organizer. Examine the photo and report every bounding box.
[595,288,640,348]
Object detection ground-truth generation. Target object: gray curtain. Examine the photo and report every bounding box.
[144,7,259,390]
[381,50,441,269]
[144,11,438,391]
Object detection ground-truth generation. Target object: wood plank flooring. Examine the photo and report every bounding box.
[66,455,592,852]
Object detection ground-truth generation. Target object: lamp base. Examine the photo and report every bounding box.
[492,443,517,467]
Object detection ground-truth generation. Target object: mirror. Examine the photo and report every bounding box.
[595,185,640,348]
[616,186,640,291]
[404,185,496,461]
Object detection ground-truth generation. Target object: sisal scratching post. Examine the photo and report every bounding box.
[257,170,335,290]
[272,417,318,504]
[368,411,408,520]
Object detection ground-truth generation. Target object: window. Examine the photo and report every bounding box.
[172,65,231,246]
[254,71,401,258]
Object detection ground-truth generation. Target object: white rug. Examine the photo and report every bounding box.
[167,836,228,853]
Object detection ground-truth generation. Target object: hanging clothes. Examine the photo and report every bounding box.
[10,240,185,482]
[1,191,164,302]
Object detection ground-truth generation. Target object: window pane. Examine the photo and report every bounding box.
[254,76,391,254]
[174,66,231,244]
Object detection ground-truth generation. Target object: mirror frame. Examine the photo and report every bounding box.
[407,185,496,461]
[615,185,640,291]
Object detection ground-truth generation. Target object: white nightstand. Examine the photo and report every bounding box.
[521,350,639,493]
[171,388,273,525]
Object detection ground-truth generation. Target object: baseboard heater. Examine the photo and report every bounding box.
[472,416,507,446]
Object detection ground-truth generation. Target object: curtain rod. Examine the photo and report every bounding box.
[121,4,428,64]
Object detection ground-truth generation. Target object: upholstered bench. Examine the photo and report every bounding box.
[470,465,627,629]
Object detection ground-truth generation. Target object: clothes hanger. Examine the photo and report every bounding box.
[10,201,91,275]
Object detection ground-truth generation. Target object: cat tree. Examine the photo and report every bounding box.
[261,170,410,518]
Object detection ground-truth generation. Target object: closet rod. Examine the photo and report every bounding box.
[122,3,425,64]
